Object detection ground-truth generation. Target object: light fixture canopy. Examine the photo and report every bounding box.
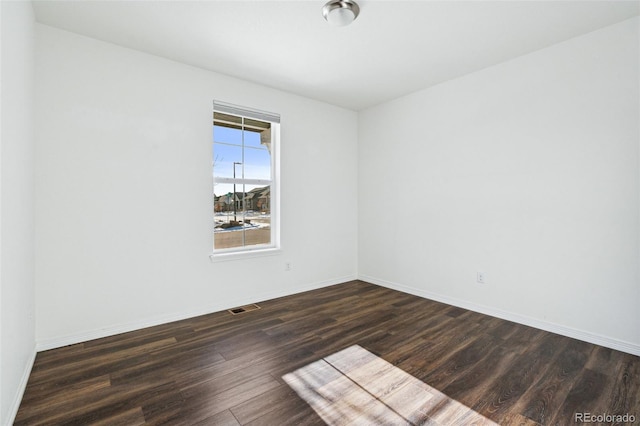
[322,0,360,27]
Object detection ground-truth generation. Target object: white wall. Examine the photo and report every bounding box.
[0,1,36,424]
[359,18,640,354]
[31,8,639,357]
[35,25,358,348]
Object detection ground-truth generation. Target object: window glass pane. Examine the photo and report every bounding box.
[242,129,263,149]
[213,184,271,250]
[213,142,243,179]
[244,184,271,247]
[214,182,244,250]
[214,124,243,146]
[243,146,271,181]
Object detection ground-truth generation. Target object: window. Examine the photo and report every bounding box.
[212,102,279,255]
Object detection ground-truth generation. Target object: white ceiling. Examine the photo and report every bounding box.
[32,0,639,111]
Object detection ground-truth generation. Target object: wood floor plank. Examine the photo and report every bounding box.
[472,332,564,423]
[512,339,591,424]
[88,407,146,426]
[15,280,640,425]
[17,374,112,418]
[548,368,609,425]
[26,337,177,389]
[421,331,505,390]
[606,353,640,419]
[172,337,320,390]
[230,382,311,425]
[178,374,281,423]
[287,363,411,425]
[440,343,517,406]
[243,401,324,426]
[192,409,241,426]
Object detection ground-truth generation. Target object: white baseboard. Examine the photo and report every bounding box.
[4,346,37,426]
[359,274,640,357]
[36,274,357,351]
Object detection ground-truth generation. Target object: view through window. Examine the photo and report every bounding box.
[212,103,279,253]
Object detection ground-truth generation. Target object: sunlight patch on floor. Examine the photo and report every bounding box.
[282,345,497,425]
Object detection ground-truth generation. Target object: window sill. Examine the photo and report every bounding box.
[209,247,282,263]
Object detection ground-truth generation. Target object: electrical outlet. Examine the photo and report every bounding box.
[285,261,292,271]
[477,271,486,284]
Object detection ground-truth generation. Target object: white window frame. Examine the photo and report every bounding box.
[210,101,280,261]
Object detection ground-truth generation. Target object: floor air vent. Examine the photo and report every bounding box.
[228,303,261,315]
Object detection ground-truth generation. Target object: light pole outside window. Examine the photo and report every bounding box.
[233,162,242,222]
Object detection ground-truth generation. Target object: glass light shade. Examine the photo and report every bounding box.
[326,7,356,27]
[322,0,360,27]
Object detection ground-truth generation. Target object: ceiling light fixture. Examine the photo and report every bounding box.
[322,0,360,27]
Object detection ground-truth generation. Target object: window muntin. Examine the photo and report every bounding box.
[212,103,278,254]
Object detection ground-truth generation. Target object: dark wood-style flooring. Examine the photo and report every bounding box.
[15,281,640,425]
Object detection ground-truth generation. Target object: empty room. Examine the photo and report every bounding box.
[1,0,639,424]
